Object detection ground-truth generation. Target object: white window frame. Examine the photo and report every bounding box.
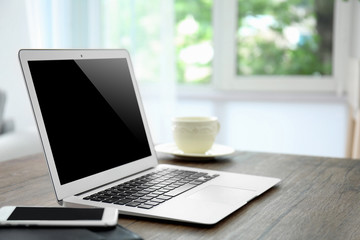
[212,0,351,93]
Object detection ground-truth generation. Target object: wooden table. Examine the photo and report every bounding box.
[1,151,360,239]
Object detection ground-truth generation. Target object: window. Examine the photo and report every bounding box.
[29,0,350,92]
[212,0,349,92]
[175,0,213,84]
[236,0,333,76]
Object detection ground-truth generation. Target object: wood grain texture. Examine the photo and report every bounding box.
[1,152,360,240]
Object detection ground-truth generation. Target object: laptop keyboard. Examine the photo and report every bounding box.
[83,168,219,209]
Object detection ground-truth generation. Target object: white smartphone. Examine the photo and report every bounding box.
[0,206,118,227]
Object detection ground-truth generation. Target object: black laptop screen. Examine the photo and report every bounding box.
[28,58,151,185]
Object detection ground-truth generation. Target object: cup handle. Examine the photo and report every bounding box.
[216,121,221,134]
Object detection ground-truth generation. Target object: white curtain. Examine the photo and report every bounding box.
[347,0,360,158]
[25,0,176,144]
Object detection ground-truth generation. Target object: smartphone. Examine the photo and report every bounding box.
[0,206,118,227]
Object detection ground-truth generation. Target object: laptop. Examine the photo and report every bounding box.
[19,49,280,225]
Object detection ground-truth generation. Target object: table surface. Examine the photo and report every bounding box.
[1,151,360,240]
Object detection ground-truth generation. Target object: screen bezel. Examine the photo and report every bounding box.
[18,49,158,201]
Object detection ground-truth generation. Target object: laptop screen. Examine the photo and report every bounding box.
[28,58,151,185]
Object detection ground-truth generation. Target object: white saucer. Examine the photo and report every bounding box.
[155,143,235,159]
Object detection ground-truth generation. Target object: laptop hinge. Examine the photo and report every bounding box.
[57,199,63,206]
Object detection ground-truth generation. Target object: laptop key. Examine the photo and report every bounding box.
[151,198,165,203]
[114,199,132,205]
[125,202,141,207]
[138,204,153,209]
[102,198,120,203]
[124,196,138,200]
[146,193,160,198]
[164,183,196,197]
[157,188,170,193]
[133,199,147,203]
[132,192,146,197]
[140,196,154,201]
[88,197,103,202]
[156,195,172,200]
[145,201,159,206]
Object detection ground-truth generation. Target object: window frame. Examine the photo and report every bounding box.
[211,0,351,93]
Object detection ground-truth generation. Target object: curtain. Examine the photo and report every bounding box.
[25,0,176,144]
[346,0,360,158]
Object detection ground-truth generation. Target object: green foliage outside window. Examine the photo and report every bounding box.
[174,0,334,84]
[236,0,334,76]
[175,0,212,84]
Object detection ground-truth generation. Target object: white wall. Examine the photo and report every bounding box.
[0,0,36,130]
[0,1,42,162]
[169,98,348,158]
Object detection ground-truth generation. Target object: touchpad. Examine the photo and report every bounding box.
[188,185,257,205]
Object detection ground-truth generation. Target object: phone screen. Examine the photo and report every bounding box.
[7,207,104,221]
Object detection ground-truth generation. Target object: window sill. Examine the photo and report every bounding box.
[175,84,347,103]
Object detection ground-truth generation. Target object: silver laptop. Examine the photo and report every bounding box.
[19,49,280,225]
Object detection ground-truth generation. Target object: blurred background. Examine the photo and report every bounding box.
[1,0,359,161]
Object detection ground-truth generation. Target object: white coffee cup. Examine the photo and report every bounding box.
[172,116,220,154]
